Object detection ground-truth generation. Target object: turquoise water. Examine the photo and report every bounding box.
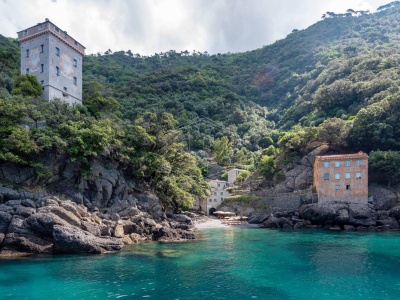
[1,229,400,299]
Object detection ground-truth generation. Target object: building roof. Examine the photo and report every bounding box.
[17,18,85,55]
[208,180,229,183]
[316,151,368,161]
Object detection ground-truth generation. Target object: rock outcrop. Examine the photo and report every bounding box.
[257,202,399,231]
[0,190,197,256]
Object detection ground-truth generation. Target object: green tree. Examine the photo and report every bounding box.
[212,136,232,166]
[83,81,120,118]
[369,150,400,186]
[11,74,42,97]
[0,50,17,74]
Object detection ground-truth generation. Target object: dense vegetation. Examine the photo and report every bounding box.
[0,74,208,211]
[2,2,400,193]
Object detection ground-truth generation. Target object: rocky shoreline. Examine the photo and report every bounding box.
[251,202,400,231]
[0,186,197,257]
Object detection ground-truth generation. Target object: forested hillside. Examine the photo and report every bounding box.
[2,2,400,187]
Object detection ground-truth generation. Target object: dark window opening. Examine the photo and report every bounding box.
[346,185,350,190]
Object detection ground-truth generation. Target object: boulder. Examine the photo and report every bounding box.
[173,214,192,224]
[261,216,280,228]
[2,216,52,254]
[344,225,356,231]
[376,217,400,230]
[293,221,304,229]
[14,205,36,218]
[53,225,124,254]
[0,211,12,244]
[389,206,400,221]
[38,206,81,227]
[26,213,70,237]
[369,185,398,210]
[113,225,125,238]
[248,216,261,224]
[21,199,36,208]
[81,221,102,236]
[0,187,20,200]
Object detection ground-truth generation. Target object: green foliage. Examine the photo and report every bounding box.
[221,172,228,181]
[234,170,250,184]
[83,81,120,118]
[212,136,232,166]
[369,150,400,186]
[12,74,42,97]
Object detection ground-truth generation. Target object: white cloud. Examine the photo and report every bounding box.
[0,0,390,55]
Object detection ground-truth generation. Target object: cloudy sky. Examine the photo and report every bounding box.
[0,0,390,55]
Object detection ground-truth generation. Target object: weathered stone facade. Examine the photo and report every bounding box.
[18,19,85,105]
[313,152,368,204]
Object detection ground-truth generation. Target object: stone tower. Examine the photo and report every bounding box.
[17,19,85,105]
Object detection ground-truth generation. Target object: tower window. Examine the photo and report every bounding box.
[24,30,28,35]
[40,80,44,85]
[55,27,59,32]
[40,45,44,53]
[26,49,29,57]
[64,32,67,38]
[73,77,77,86]
[40,64,44,73]
[56,66,60,76]
[214,199,217,202]
[56,47,60,56]
[26,68,29,74]
[73,59,77,67]
[74,40,78,46]
[63,87,67,91]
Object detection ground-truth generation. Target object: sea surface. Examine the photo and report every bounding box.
[1,228,400,299]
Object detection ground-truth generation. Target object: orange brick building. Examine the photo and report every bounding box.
[313,152,368,204]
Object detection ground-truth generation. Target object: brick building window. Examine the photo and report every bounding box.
[73,77,77,85]
[26,49,29,57]
[56,67,60,76]
[346,185,351,190]
[335,161,340,167]
[356,172,361,179]
[336,185,340,190]
[335,173,340,180]
[356,160,361,166]
[209,199,212,202]
[345,172,350,179]
[73,59,77,67]
[346,160,351,166]
[324,174,329,180]
[56,47,60,56]
[324,162,329,168]
[40,45,44,53]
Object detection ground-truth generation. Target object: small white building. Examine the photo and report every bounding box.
[193,180,231,215]
[228,168,247,184]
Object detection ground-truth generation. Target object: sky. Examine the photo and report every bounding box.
[0,0,391,55]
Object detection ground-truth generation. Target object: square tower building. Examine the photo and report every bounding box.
[17,19,85,105]
[313,152,368,204]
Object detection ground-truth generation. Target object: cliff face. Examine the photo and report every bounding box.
[0,153,196,256]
